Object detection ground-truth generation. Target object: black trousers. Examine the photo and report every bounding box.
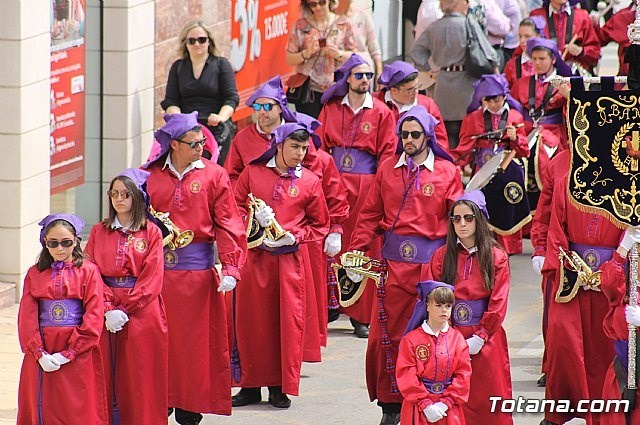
[169,407,203,425]
[294,90,324,119]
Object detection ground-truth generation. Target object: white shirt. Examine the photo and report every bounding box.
[110,217,129,231]
[422,320,450,336]
[548,3,571,16]
[394,149,435,172]
[482,102,510,115]
[163,153,205,181]
[536,69,558,84]
[266,156,303,178]
[457,237,478,254]
[341,92,373,115]
[384,90,417,115]
[520,52,531,65]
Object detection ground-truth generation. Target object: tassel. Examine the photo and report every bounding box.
[375,261,400,394]
[230,290,242,383]
[327,258,340,310]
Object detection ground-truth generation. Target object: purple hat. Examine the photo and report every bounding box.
[245,75,297,122]
[377,61,418,88]
[144,111,200,168]
[466,74,523,114]
[526,38,572,77]
[320,54,370,104]
[251,115,321,164]
[117,168,151,206]
[404,280,455,334]
[528,16,547,36]
[38,213,85,246]
[295,112,322,149]
[456,190,489,219]
[396,106,453,162]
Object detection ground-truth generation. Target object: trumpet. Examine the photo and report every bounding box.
[247,193,287,244]
[556,247,601,302]
[331,251,383,307]
[149,206,194,250]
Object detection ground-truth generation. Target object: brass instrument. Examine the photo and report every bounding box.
[331,251,383,307]
[149,206,194,250]
[555,247,602,303]
[246,193,286,248]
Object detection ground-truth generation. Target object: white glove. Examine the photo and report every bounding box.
[532,256,545,275]
[255,205,275,227]
[262,231,296,248]
[218,275,237,292]
[51,352,70,366]
[433,402,449,415]
[323,232,342,257]
[626,305,640,327]
[620,226,640,251]
[38,354,61,372]
[423,403,446,422]
[466,334,485,355]
[105,309,129,333]
[343,257,364,283]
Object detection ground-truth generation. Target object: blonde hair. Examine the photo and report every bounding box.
[178,20,218,59]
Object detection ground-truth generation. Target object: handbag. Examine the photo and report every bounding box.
[464,16,498,78]
[285,73,311,104]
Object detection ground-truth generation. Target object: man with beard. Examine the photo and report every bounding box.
[316,54,397,338]
[346,106,463,424]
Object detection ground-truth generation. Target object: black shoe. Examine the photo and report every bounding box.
[267,386,291,408]
[539,420,559,425]
[232,387,262,407]
[350,318,369,338]
[379,412,400,425]
[328,309,340,323]
[537,374,546,387]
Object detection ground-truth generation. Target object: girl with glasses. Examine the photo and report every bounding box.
[426,191,514,425]
[85,169,168,425]
[17,214,109,424]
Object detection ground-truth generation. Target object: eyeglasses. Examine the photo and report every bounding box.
[400,130,424,140]
[398,83,422,94]
[187,37,208,45]
[450,214,476,223]
[307,0,327,8]
[175,137,207,149]
[352,72,374,80]
[45,239,75,249]
[107,189,132,200]
[252,103,277,112]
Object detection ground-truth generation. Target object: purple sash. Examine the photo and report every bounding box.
[164,242,215,270]
[614,340,628,370]
[382,232,445,264]
[103,276,137,288]
[420,378,452,394]
[452,298,489,327]
[38,299,84,327]
[258,243,300,255]
[331,147,377,175]
[568,242,614,271]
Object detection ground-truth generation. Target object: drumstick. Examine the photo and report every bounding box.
[470,123,525,140]
[561,34,579,60]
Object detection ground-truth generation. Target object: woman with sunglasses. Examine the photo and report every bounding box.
[426,190,514,425]
[85,169,168,425]
[161,20,239,165]
[17,214,108,424]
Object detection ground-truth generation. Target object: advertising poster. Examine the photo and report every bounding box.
[230,0,300,120]
[50,0,86,194]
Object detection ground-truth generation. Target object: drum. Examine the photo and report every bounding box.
[466,151,508,192]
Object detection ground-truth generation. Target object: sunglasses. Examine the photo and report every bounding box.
[107,189,132,199]
[252,103,277,112]
[175,137,207,149]
[187,36,208,45]
[307,0,327,7]
[450,214,476,223]
[352,72,374,80]
[400,130,424,140]
[45,239,75,249]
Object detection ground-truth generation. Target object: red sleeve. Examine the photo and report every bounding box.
[297,179,330,243]
[396,335,435,410]
[321,155,350,233]
[603,304,628,341]
[569,10,601,69]
[541,179,569,285]
[600,253,627,308]
[376,108,400,164]
[504,57,518,88]
[84,225,115,311]
[476,248,510,340]
[454,114,478,168]
[439,331,472,408]
[317,107,329,151]
[508,111,529,159]
[530,164,556,256]
[224,134,245,184]
[17,269,45,359]
[348,165,385,251]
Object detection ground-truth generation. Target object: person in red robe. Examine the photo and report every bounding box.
[594,4,635,76]
[455,74,530,254]
[503,16,546,87]
[373,60,449,151]
[224,75,298,184]
[346,105,463,425]
[18,214,108,424]
[144,112,247,424]
[317,53,397,337]
[232,120,329,409]
[84,168,168,425]
[427,191,514,425]
[540,176,619,425]
[529,0,601,75]
[397,281,471,425]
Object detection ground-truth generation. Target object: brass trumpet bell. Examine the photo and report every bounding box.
[331,251,383,307]
[556,247,601,303]
[149,206,194,251]
[246,193,287,248]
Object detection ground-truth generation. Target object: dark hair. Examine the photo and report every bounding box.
[36,220,84,271]
[392,72,419,89]
[300,0,339,14]
[286,129,311,143]
[178,20,218,59]
[441,200,500,291]
[519,17,542,35]
[483,94,504,101]
[102,176,148,232]
[427,286,455,305]
[531,46,554,59]
[170,126,203,151]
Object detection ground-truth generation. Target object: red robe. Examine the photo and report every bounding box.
[595,6,634,76]
[17,261,108,425]
[317,96,398,323]
[541,177,618,425]
[599,252,640,425]
[85,222,168,425]
[503,49,534,88]
[427,245,513,425]
[349,154,463,404]
[396,325,471,425]
[529,6,601,71]
[234,163,329,396]
[372,90,450,151]
[224,123,273,184]
[146,158,247,415]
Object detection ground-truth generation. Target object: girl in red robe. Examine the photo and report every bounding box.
[503,17,546,88]
[85,168,168,425]
[427,191,514,425]
[17,214,108,424]
[397,281,471,425]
